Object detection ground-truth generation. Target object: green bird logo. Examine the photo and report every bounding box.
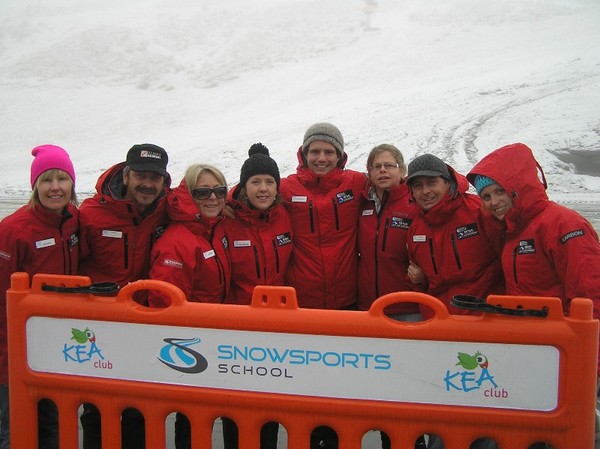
[455,351,488,370]
[71,327,96,344]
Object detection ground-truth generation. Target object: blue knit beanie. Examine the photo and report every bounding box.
[474,175,497,196]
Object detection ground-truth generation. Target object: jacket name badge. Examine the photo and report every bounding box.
[35,238,56,249]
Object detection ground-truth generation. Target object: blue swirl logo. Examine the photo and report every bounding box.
[158,337,208,374]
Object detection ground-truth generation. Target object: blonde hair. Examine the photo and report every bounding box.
[366,144,407,176]
[28,169,78,209]
[184,164,227,192]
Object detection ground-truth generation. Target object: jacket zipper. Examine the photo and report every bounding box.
[381,218,390,252]
[123,233,129,269]
[309,200,315,233]
[451,234,462,270]
[210,228,226,287]
[331,198,340,230]
[253,246,261,280]
[374,221,380,298]
[428,238,438,275]
[512,245,519,284]
[272,240,280,274]
[374,195,389,298]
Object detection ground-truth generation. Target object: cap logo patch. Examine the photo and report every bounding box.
[140,150,163,160]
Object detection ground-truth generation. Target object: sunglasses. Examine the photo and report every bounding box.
[191,186,228,200]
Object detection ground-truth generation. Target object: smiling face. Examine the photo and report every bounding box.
[35,169,73,214]
[368,151,404,197]
[480,183,513,220]
[409,176,451,212]
[245,174,277,210]
[305,141,341,175]
[123,169,166,213]
[193,171,225,218]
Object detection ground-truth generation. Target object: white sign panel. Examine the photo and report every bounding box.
[26,317,560,411]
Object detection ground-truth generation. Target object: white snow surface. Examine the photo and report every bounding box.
[1,0,599,202]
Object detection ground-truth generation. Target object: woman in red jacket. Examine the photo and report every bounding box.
[467,142,600,371]
[221,143,291,449]
[148,163,231,449]
[0,144,79,449]
[223,143,293,306]
[357,144,420,318]
[149,163,230,305]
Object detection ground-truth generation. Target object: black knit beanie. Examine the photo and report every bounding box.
[239,143,281,188]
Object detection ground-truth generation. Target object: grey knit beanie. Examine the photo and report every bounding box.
[302,122,344,156]
[406,154,452,184]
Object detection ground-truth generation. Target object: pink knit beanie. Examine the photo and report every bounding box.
[30,144,76,188]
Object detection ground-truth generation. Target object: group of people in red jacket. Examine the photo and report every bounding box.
[1,122,600,449]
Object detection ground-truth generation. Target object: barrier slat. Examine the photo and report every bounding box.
[7,272,598,448]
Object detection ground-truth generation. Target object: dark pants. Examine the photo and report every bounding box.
[310,426,337,449]
[38,399,58,449]
[381,431,427,449]
[80,403,145,449]
[175,415,277,449]
[0,385,9,449]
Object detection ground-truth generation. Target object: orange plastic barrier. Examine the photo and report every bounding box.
[7,272,598,449]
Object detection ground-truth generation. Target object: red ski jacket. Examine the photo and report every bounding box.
[148,179,230,306]
[407,166,504,318]
[0,203,79,383]
[467,143,600,318]
[222,184,293,305]
[78,163,169,288]
[279,147,367,309]
[357,182,420,313]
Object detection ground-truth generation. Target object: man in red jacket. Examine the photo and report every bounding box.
[79,143,170,289]
[405,153,504,318]
[280,123,367,311]
[279,123,366,449]
[78,143,171,449]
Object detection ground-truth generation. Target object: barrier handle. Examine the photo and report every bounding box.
[451,295,549,317]
[118,279,187,306]
[42,282,120,296]
[369,291,450,318]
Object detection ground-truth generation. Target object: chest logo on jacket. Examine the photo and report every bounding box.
[276,232,292,247]
[517,239,536,255]
[390,216,412,230]
[69,233,79,248]
[336,189,354,205]
[456,223,479,240]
